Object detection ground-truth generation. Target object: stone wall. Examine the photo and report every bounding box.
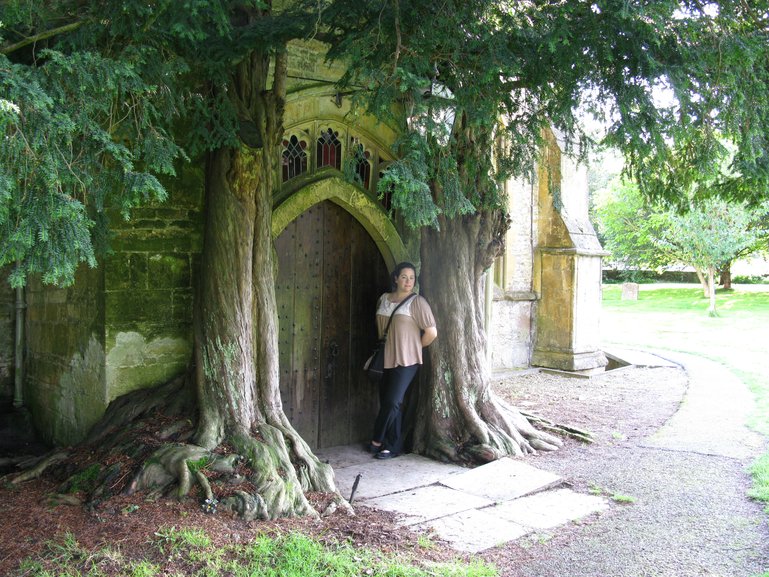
[22,166,203,446]
[0,268,14,407]
[103,167,203,405]
[286,39,347,86]
[490,177,538,369]
[25,266,105,445]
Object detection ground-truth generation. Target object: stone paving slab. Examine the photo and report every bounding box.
[317,445,606,552]
[363,485,494,526]
[439,457,562,502]
[491,487,609,529]
[415,508,532,553]
[315,444,375,469]
[322,452,466,502]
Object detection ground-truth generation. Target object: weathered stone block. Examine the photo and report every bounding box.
[106,290,173,325]
[105,330,191,402]
[491,299,534,369]
[109,232,196,253]
[621,282,639,300]
[148,255,190,290]
[172,291,193,322]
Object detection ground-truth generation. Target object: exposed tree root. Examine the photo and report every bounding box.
[6,377,350,521]
[8,451,69,484]
[418,386,564,465]
[456,396,562,463]
[126,444,241,502]
[520,411,595,444]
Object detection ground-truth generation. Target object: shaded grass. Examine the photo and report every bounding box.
[14,528,498,577]
[601,283,769,511]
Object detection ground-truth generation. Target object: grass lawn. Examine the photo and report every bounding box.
[600,283,769,510]
[17,528,497,577]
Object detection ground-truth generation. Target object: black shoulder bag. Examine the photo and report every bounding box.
[363,294,416,384]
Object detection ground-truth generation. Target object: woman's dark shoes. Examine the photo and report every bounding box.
[366,442,382,454]
[374,450,398,460]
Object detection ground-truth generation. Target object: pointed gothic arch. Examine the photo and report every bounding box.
[272,176,410,270]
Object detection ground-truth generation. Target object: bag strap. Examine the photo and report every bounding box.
[382,293,417,341]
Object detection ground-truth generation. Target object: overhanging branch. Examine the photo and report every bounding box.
[1,20,84,56]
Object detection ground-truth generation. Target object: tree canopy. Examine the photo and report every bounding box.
[3,1,769,286]
[0,0,303,287]
[311,0,769,221]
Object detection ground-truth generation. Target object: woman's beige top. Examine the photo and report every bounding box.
[376,293,436,368]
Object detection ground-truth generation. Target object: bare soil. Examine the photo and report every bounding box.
[2,365,766,576]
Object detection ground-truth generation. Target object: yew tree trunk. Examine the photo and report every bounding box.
[413,211,562,464]
[193,48,336,518]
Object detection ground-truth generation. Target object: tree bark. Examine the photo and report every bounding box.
[719,263,732,290]
[192,47,337,517]
[695,268,709,297]
[706,266,718,317]
[413,211,562,463]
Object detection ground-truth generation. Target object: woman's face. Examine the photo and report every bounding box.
[394,268,416,293]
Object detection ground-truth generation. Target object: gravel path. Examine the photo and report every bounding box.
[486,354,769,577]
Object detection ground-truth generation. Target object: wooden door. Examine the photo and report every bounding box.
[275,201,390,449]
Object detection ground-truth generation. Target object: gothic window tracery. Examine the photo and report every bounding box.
[282,134,308,182]
[349,138,371,189]
[280,125,393,213]
[317,127,341,170]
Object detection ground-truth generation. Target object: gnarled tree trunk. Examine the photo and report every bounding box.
[192,48,337,518]
[413,210,562,464]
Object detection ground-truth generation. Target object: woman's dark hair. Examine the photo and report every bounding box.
[391,261,417,289]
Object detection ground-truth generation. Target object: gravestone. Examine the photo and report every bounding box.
[621,282,639,300]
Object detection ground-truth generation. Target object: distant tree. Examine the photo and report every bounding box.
[595,179,767,313]
[718,202,769,288]
[595,178,673,280]
[662,199,766,315]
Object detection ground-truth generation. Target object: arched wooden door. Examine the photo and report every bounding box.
[275,200,390,449]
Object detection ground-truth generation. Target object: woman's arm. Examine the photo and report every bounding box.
[421,326,437,348]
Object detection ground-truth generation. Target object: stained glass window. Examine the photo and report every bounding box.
[349,139,371,189]
[317,127,341,170]
[282,135,308,182]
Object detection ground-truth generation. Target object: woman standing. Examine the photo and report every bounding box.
[369,262,437,459]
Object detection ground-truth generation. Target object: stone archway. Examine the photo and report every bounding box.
[272,176,410,271]
[272,179,412,449]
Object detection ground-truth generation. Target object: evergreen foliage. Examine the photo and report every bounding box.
[3,1,769,286]
[0,0,305,287]
[0,5,187,286]
[310,0,769,229]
